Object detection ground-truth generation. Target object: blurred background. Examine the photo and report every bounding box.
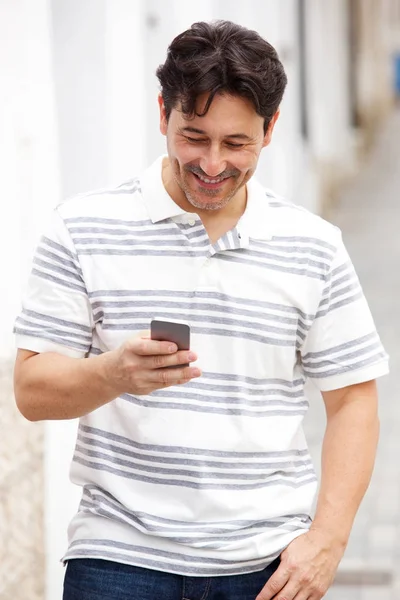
[1,1,399,599]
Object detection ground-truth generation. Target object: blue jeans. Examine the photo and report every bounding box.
[63,557,280,600]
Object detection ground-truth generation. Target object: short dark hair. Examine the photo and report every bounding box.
[156,20,287,134]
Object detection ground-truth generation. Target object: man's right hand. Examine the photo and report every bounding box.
[105,331,201,396]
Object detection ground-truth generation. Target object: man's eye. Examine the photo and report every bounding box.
[226,142,245,149]
[185,137,205,143]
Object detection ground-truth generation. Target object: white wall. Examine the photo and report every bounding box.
[0,0,61,358]
[306,0,355,169]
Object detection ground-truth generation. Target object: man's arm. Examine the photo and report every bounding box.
[14,335,200,422]
[257,379,379,600]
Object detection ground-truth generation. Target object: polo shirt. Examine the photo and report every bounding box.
[14,155,389,576]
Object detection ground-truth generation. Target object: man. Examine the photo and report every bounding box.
[14,20,388,600]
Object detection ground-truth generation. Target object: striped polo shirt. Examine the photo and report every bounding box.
[14,155,389,576]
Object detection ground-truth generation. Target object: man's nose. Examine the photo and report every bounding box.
[199,146,227,177]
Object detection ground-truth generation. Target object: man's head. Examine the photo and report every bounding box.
[156,20,287,213]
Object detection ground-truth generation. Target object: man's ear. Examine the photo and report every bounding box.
[158,94,168,135]
[262,109,280,147]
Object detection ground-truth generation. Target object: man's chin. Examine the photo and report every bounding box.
[187,195,231,211]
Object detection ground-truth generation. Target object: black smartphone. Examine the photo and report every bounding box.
[150,319,191,367]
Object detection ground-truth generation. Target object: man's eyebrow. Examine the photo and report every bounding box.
[180,126,253,140]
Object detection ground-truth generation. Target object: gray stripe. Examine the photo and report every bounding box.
[93,301,301,327]
[266,236,337,252]
[150,389,308,409]
[216,253,326,280]
[302,332,377,360]
[199,372,305,387]
[31,268,87,293]
[180,381,304,398]
[332,261,352,278]
[79,495,308,543]
[73,454,317,491]
[16,318,91,343]
[64,217,152,227]
[36,247,82,274]
[241,248,330,271]
[120,394,307,417]
[77,434,312,470]
[88,289,313,319]
[102,323,295,347]
[71,226,188,238]
[72,236,208,248]
[268,201,294,208]
[214,238,224,252]
[328,291,364,312]
[302,341,382,370]
[77,248,201,257]
[76,445,315,482]
[251,240,334,261]
[68,183,141,199]
[330,270,358,289]
[304,352,387,379]
[13,327,89,352]
[100,311,297,338]
[315,290,364,318]
[33,257,84,284]
[331,283,361,302]
[22,309,92,333]
[83,485,311,529]
[41,236,76,260]
[67,537,272,566]
[80,425,309,459]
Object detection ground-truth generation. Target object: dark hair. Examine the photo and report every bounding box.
[156,20,287,134]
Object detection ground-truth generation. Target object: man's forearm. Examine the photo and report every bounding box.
[14,351,121,421]
[310,384,380,550]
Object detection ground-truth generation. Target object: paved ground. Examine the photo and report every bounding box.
[303,111,400,599]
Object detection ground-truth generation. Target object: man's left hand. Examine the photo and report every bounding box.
[256,529,344,600]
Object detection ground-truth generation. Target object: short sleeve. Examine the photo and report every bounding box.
[300,232,389,391]
[14,208,93,358]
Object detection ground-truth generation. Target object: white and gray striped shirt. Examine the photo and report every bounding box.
[15,156,389,576]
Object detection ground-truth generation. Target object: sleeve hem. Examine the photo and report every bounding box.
[15,335,86,359]
[311,360,389,392]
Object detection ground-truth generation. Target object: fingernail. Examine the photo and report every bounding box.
[169,344,177,353]
[192,368,201,377]
[188,352,197,361]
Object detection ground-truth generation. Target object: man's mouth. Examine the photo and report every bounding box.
[191,172,230,188]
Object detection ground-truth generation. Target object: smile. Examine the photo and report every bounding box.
[193,173,229,186]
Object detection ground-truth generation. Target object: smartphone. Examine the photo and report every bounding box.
[150,319,191,367]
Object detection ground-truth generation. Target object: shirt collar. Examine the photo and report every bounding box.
[140,155,274,241]
[140,155,187,223]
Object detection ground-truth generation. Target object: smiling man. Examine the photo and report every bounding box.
[14,20,388,600]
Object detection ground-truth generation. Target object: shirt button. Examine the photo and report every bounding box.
[188,218,196,226]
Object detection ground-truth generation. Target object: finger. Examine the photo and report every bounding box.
[130,336,179,356]
[256,565,290,600]
[264,581,299,600]
[151,365,202,386]
[145,351,197,370]
[292,592,313,600]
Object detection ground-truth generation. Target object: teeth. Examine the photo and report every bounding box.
[196,174,224,184]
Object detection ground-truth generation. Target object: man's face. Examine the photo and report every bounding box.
[159,93,279,212]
